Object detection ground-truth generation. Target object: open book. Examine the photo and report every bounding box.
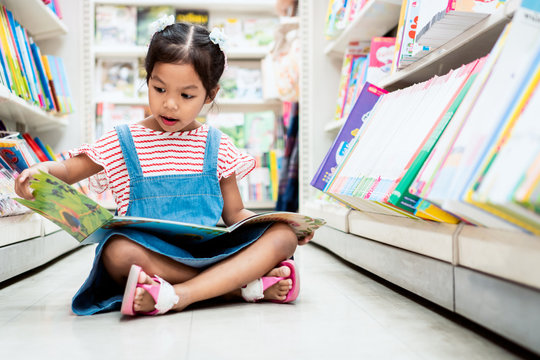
[15,171,326,244]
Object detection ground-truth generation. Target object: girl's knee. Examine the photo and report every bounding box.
[268,223,298,258]
[102,236,146,269]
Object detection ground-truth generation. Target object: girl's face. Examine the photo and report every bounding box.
[148,62,215,132]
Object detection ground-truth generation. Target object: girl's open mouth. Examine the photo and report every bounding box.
[161,115,178,126]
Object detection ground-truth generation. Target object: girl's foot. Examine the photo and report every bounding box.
[132,270,187,313]
[261,265,293,302]
[133,270,157,313]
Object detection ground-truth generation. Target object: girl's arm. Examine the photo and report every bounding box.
[14,154,103,200]
[219,174,256,226]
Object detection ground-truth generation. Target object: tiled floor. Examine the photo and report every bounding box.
[0,243,532,359]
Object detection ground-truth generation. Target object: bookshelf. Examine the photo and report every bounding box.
[86,0,282,209]
[0,0,79,284]
[2,0,68,40]
[299,0,540,355]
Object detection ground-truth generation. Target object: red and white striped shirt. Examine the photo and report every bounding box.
[70,124,255,216]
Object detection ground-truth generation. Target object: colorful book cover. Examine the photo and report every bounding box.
[244,111,275,155]
[386,61,482,223]
[136,6,175,45]
[96,58,137,99]
[95,5,137,46]
[175,9,209,28]
[334,41,369,121]
[366,37,395,85]
[206,112,245,149]
[312,83,386,191]
[15,171,326,243]
[29,40,55,110]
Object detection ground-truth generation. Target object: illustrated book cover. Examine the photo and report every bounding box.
[15,171,326,245]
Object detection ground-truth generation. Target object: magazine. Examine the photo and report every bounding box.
[15,171,326,244]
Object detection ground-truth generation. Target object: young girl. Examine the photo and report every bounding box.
[15,20,314,316]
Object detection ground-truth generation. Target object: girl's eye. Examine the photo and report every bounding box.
[153,86,165,93]
[182,93,194,99]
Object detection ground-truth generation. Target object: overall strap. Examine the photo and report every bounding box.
[203,126,221,174]
[115,124,144,180]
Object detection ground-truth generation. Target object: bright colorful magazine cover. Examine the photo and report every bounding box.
[15,171,326,244]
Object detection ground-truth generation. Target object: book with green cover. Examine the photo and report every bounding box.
[387,60,483,222]
[15,171,325,244]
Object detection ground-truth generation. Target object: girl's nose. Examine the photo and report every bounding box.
[164,97,178,110]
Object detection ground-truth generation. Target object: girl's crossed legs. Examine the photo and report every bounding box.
[101,223,298,313]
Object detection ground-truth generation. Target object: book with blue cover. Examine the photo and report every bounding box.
[15,171,326,244]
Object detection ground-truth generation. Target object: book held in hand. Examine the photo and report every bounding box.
[15,171,326,244]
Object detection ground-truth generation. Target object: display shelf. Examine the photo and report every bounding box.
[0,85,68,131]
[3,0,67,40]
[245,200,275,210]
[348,210,456,263]
[323,118,344,132]
[93,46,271,60]
[0,213,41,247]
[454,267,540,355]
[312,225,455,310]
[92,0,277,13]
[303,200,351,233]
[379,0,518,91]
[0,229,79,283]
[458,225,540,290]
[324,0,401,57]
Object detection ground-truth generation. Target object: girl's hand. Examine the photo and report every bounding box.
[14,164,49,200]
[298,231,314,246]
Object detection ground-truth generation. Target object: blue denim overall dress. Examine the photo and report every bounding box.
[71,124,271,315]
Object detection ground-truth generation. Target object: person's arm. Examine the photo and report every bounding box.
[219,174,256,226]
[14,154,103,200]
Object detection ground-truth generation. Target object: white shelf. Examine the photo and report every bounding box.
[92,0,277,13]
[93,46,271,60]
[3,0,67,40]
[379,0,518,91]
[0,213,41,247]
[245,200,275,210]
[348,210,456,263]
[324,119,344,132]
[303,200,351,233]
[324,0,401,57]
[458,225,540,290]
[0,85,68,131]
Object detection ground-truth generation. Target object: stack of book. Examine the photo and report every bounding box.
[313,0,540,235]
[416,0,505,49]
[0,4,72,113]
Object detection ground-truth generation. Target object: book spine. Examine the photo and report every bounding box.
[41,54,59,111]
[30,41,54,110]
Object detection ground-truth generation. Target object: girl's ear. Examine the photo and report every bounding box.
[205,85,220,104]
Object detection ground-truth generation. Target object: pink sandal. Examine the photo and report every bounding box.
[121,264,179,316]
[241,260,299,303]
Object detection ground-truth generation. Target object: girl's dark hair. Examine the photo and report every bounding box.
[145,22,226,99]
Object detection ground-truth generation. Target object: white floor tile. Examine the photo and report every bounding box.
[0,243,527,360]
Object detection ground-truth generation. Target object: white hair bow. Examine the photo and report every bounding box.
[209,27,229,52]
[150,14,175,34]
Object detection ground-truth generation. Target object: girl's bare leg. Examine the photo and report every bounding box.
[101,223,298,312]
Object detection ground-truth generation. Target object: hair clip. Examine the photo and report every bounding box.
[150,14,175,35]
[209,28,229,52]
